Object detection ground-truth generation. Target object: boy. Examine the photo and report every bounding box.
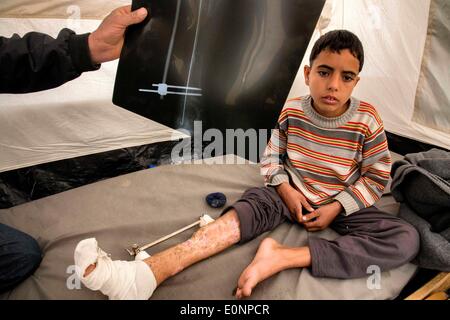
[74,30,420,300]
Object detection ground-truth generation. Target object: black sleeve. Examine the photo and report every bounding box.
[0,28,100,94]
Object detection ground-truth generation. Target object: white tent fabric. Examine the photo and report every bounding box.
[413,0,450,134]
[0,0,130,20]
[289,0,450,150]
[0,97,188,173]
[0,1,188,173]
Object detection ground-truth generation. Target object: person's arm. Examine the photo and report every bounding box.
[0,30,96,93]
[0,5,147,94]
[334,121,392,215]
[260,106,314,222]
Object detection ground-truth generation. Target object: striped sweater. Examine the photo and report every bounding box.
[261,95,392,215]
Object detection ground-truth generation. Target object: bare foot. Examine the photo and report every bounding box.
[235,238,283,299]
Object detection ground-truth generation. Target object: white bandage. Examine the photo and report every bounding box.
[135,250,151,261]
[200,214,215,227]
[74,238,157,300]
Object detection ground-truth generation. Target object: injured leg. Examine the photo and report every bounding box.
[143,210,241,285]
[75,210,241,300]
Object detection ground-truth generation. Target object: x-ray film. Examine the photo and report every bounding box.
[113,0,325,156]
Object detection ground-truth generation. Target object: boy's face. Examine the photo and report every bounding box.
[304,49,360,118]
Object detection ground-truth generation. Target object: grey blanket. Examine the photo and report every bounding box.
[391,148,450,271]
[0,156,416,300]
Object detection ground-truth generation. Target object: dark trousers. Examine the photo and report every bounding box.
[224,187,420,279]
[0,223,42,293]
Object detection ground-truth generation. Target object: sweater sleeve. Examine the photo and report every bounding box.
[334,121,392,215]
[260,106,290,186]
[0,28,100,94]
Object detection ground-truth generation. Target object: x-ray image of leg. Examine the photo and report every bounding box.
[114,0,326,144]
[162,0,181,92]
[180,0,203,125]
[139,0,204,127]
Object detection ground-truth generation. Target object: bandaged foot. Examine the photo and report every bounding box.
[74,238,157,300]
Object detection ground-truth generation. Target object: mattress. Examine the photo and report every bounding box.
[0,154,417,300]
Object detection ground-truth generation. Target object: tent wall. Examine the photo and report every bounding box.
[3,0,448,162]
[0,0,129,20]
[1,0,449,171]
[289,0,450,151]
[413,0,450,135]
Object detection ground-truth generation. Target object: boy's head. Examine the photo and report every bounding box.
[310,30,364,72]
[304,30,364,118]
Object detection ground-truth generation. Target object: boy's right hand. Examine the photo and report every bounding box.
[276,182,314,223]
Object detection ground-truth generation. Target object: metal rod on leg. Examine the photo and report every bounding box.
[140,220,201,252]
[126,215,215,256]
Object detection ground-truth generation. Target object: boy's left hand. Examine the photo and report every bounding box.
[302,201,343,232]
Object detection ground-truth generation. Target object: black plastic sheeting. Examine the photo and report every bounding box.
[0,140,179,209]
[386,132,449,156]
[113,0,325,160]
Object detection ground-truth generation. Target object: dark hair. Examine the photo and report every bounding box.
[309,30,364,72]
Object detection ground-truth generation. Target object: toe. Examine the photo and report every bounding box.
[241,277,257,297]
